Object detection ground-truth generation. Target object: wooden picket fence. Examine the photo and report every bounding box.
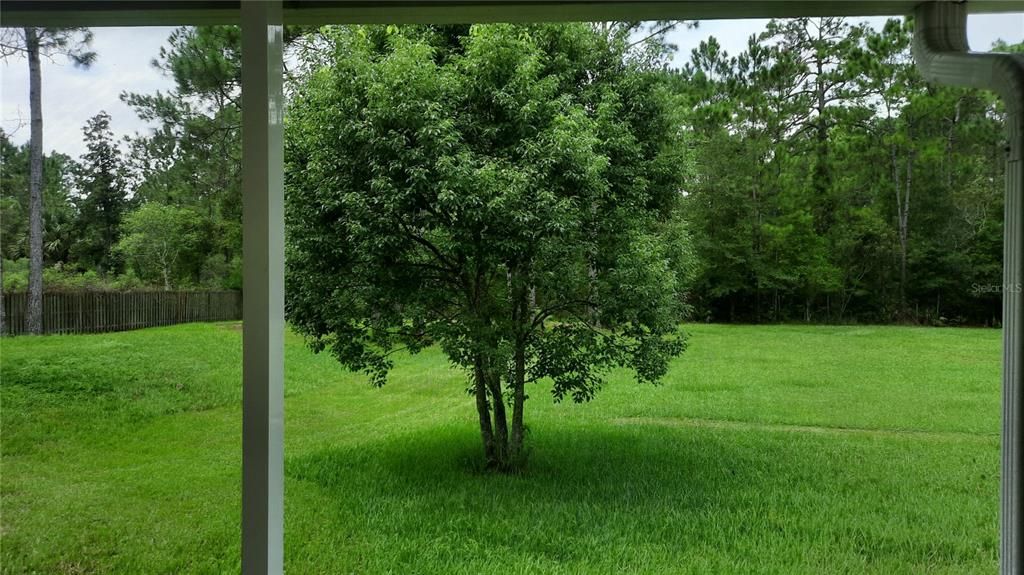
[1,290,242,336]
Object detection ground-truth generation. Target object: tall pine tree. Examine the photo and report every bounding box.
[72,112,128,274]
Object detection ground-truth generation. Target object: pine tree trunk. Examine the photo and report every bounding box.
[813,35,831,233]
[900,152,913,316]
[0,258,5,336]
[25,27,44,335]
[892,138,909,316]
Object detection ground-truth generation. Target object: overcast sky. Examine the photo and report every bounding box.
[1,14,1021,160]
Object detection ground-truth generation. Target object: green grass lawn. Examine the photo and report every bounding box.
[0,323,1002,574]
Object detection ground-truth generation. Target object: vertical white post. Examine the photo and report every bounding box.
[241,1,284,573]
[913,4,1024,573]
[1005,101,1024,575]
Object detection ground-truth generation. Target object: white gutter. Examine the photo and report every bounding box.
[914,2,1024,574]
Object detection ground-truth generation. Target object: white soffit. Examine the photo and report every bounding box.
[3,0,1023,27]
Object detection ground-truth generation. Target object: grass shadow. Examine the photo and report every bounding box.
[287,421,749,508]
[284,421,998,572]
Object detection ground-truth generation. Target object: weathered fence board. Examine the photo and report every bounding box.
[0,291,242,336]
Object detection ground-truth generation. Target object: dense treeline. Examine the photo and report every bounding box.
[0,18,1018,325]
[678,19,1015,325]
[1,27,244,292]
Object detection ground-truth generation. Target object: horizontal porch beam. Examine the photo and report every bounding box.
[3,0,1023,27]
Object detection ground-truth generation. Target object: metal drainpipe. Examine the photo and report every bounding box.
[913,2,1024,573]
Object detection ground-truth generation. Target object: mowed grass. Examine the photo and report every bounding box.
[0,323,1002,574]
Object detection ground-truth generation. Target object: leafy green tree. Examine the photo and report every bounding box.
[760,18,866,229]
[286,24,689,470]
[679,32,834,320]
[849,18,921,314]
[116,203,202,290]
[121,27,243,285]
[72,111,129,274]
[122,26,319,287]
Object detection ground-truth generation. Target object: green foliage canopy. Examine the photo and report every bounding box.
[116,203,202,290]
[286,24,690,468]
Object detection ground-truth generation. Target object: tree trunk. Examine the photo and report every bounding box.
[25,27,44,335]
[892,138,911,316]
[813,31,831,233]
[510,340,526,459]
[945,96,962,190]
[587,201,600,327]
[473,355,497,467]
[485,365,509,465]
[900,151,914,316]
[0,258,5,336]
[509,285,528,460]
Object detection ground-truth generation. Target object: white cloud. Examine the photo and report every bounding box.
[1,27,177,159]
[967,12,1024,50]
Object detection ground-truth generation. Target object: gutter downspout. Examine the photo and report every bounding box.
[913,2,1024,573]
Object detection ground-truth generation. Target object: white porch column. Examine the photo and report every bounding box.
[241,1,285,573]
[1006,94,1024,575]
[914,3,1024,573]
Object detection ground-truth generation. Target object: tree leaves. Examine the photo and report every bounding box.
[285,24,689,409]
